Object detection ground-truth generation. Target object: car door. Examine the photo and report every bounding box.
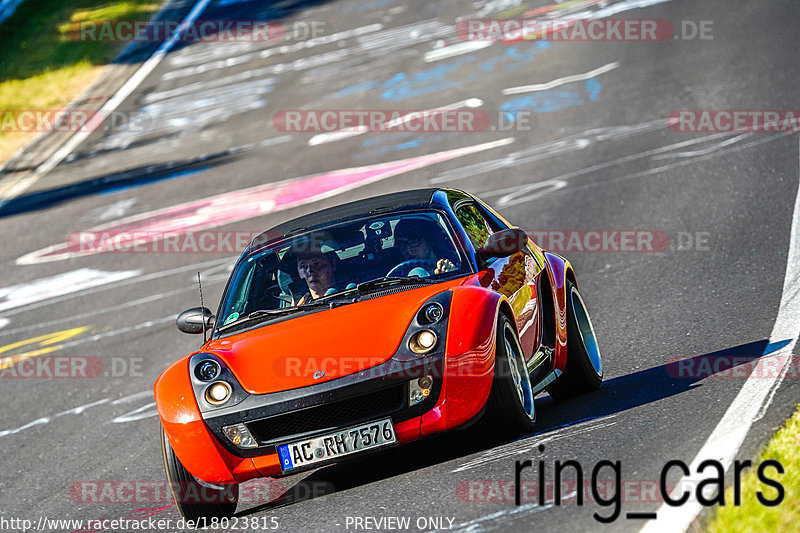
[452,200,543,363]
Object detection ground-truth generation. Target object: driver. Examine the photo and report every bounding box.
[293,242,339,305]
[393,218,456,276]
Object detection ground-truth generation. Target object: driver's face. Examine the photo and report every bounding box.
[397,236,429,260]
[297,254,335,296]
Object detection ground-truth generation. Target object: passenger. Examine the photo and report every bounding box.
[393,219,456,276]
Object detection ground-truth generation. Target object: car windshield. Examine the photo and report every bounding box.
[216,210,468,329]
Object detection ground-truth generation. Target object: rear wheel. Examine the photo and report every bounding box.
[160,426,238,521]
[479,314,536,439]
[548,281,603,400]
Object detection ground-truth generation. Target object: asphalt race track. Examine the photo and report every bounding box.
[1,0,799,531]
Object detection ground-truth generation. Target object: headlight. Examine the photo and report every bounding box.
[409,330,437,354]
[205,382,232,405]
[195,360,220,381]
[421,303,444,324]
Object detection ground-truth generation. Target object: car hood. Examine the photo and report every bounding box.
[202,280,463,394]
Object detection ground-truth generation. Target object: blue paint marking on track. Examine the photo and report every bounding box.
[332,42,551,102]
[357,135,443,159]
[500,77,603,122]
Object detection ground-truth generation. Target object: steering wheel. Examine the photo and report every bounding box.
[386,259,437,278]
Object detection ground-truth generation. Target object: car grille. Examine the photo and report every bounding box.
[246,384,407,444]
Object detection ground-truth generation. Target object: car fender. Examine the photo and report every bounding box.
[154,358,247,484]
[434,285,514,430]
[543,252,574,371]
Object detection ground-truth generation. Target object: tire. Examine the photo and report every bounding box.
[160,426,238,521]
[548,281,603,400]
[478,314,536,439]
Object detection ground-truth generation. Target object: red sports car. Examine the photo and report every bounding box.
[155,188,603,520]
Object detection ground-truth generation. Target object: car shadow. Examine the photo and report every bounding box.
[234,338,789,516]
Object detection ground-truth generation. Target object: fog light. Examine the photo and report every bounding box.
[409,330,437,354]
[205,382,232,405]
[222,423,257,449]
[195,360,220,381]
[409,374,433,406]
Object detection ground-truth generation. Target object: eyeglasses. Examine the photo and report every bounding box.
[396,238,421,249]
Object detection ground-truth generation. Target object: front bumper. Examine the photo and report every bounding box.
[203,355,445,460]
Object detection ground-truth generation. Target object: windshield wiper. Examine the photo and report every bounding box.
[217,306,308,331]
[355,276,434,294]
[217,298,352,332]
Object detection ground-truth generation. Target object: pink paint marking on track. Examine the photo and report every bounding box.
[17,139,513,264]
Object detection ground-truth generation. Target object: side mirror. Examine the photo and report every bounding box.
[476,228,529,260]
[176,307,215,334]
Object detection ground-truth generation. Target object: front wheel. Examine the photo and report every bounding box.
[160,426,238,521]
[478,315,536,439]
[548,281,603,400]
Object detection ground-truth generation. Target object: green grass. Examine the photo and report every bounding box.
[705,406,800,533]
[0,0,161,163]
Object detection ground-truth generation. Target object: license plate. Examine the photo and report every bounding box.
[277,418,396,471]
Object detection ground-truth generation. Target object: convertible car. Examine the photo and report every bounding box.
[155,188,602,520]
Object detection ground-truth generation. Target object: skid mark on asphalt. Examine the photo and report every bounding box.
[451,415,618,473]
[18,139,513,264]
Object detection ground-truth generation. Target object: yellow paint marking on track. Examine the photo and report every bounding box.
[0,326,90,369]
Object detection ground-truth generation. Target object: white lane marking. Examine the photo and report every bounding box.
[143,72,277,104]
[0,284,197,337]
[0,257,231,318]
[112,390,153,405]
[427,503,553,533]
[0,318,8,330]
[579,0,673,18]
[503,62,620,95]
[0,393,155,439]
[308,98,484,146]
[485,131,793,207]
[93,198,138,222]
[0,0,214,208]
[452,415,618,473]
[111,402,158,423]
[100,76,275,149]
[651,133,752,160]
[424,41,492,63]
[0,269,140,312]
[639,135,800,533]
[164,23,383,77]
[0,398,110,438]
[431,119,727,184]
